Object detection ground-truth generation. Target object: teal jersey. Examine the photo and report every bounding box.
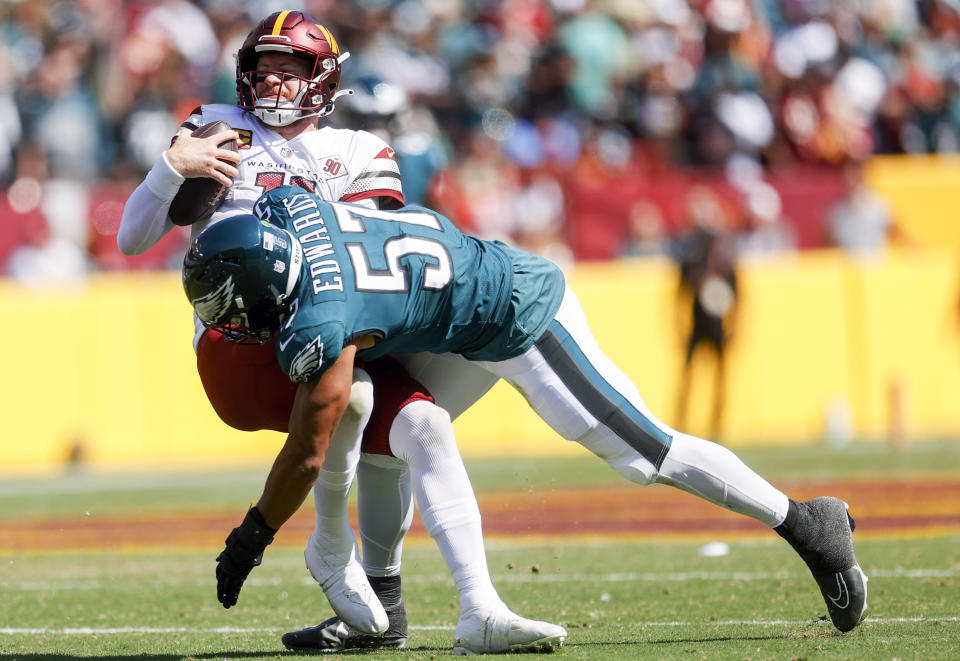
[256,187,566,382]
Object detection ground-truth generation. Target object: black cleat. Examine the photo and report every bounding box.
[776,497,868,632]
[281,614,406,652]
[282,575,407,652]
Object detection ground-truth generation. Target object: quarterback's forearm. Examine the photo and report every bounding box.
[117,152,185,255]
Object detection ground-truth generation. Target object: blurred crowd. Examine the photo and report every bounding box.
[1,0,952,283]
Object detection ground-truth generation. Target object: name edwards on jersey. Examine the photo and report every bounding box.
[255,187,566,384]
[255,192,346,296]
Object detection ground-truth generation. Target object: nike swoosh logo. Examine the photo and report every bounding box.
[827,572,850,609]
[278,335,294,352]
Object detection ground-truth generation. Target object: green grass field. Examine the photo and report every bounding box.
[1,441,959,660]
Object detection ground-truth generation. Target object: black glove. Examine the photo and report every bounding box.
[215,507,276,609]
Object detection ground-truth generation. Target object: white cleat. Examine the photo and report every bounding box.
[304,536,388,636]
[453,608,567,655]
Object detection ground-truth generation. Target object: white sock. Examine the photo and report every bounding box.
[356,455,413,577]
[389,400,504,614]
[309,370,372,556]
[656,432,790,527]
[312,469,357,555]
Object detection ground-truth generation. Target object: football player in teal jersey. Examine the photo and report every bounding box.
[184,187,868,637]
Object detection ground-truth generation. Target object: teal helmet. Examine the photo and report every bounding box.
[182,215,303,344]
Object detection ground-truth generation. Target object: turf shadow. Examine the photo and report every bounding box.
[0,654,289,660]
[0,649,451,660]
[568,632,793,647]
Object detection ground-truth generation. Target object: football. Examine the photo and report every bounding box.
[168,121,239,226]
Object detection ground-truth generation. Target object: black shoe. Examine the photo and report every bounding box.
[281,615,404,652]
[282,575,408,652]
[776,497,868,632]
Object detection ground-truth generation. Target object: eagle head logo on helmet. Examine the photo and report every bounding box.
[193,274,238,326]
[235,10,353,127]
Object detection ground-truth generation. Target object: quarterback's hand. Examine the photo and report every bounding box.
[165,128,240,185]
[215,507,276,609]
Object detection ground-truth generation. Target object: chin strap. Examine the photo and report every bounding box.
[318,88,354,118]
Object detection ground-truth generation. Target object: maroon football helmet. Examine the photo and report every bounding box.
[236,10,349,126]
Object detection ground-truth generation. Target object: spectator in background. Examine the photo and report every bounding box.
[826,160,896,255]
[15,31,106,181]
[623,199,669,258]
[4,140,90,286]
[736,180,796,259]
[0,41,20,185]
[688,0,767,168]
[556,1,631,119]
[672,186,739,440]
[434,128,520,241]
[3,0,960,273]
[510,168,573,270]
[111,0,220,174]
[337,73,448,206]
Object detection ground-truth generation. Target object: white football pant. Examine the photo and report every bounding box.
[400,286,789,525]
[357,286,790,577]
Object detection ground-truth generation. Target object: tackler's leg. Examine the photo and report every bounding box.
[389,399,566,655]
[355,456,412,647]
[396,351,500,420]
[476,286,866,632]
[285,357,422,652]
[283,454,414,653]
[303,368,389,636]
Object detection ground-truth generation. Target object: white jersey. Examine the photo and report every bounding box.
[117,104,403,255]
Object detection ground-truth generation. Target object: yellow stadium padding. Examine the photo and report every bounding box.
[865,155,960,252]
[3,247,960,473]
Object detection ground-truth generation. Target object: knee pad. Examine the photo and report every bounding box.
[576,424,659,486]
[387,399,454,464]
[343,368,374,430]
[319,369,375,474]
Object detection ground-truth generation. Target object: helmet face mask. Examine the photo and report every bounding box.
[236,11,349,126]
[191,272,281,344]
[183,216,303,344]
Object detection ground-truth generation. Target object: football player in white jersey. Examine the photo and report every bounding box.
[117,10,561,654]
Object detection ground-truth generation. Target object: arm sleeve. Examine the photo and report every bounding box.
[116,151,186,255]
